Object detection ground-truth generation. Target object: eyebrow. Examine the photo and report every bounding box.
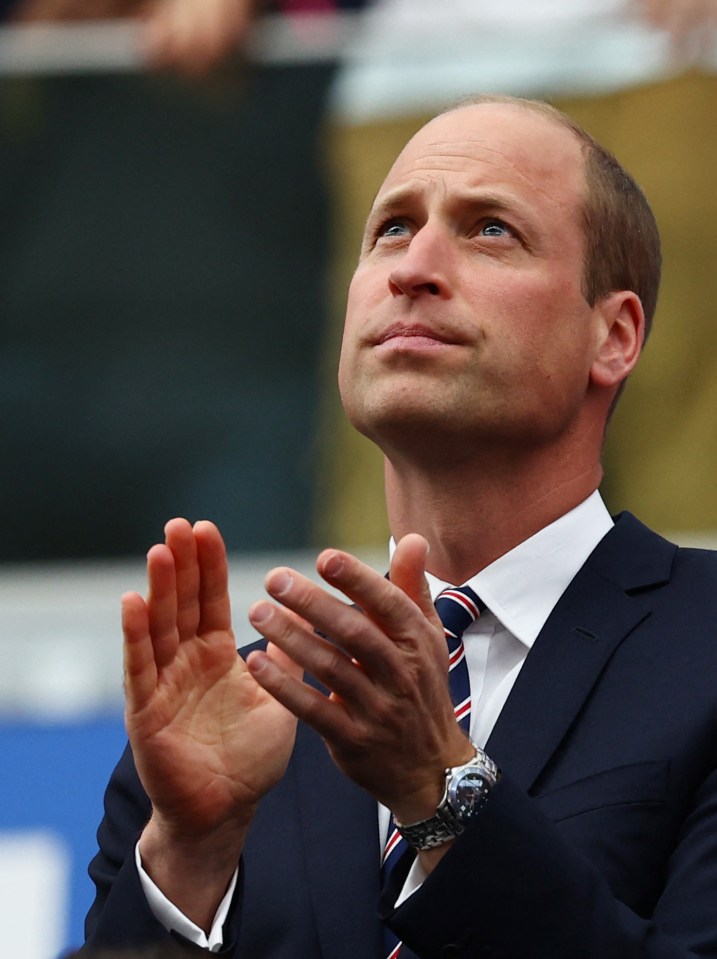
[364,183,530,245]
[369,182,525,221]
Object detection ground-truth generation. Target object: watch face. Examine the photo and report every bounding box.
[448,768,489,818]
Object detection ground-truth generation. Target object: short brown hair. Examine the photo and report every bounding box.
[447,95,662,342]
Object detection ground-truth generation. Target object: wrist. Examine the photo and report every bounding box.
[389,739,477,826]
[140,814,248,916]
[394,743,501,851]
[143,809,250,861]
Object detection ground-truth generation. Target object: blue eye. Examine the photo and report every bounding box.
[379,220,409,238]
[480,219,510,237]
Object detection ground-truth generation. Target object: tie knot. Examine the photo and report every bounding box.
[435,585,485,640]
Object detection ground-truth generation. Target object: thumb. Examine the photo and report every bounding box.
[389,534,441,628]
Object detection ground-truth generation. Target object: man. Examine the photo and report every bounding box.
[318,0,717,549]
[85,97,717,957]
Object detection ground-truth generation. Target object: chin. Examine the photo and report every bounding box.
[349,398,462,451]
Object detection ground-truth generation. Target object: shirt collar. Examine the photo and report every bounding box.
[390,490,613,650]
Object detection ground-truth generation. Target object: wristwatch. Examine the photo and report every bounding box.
[395,745,501,850]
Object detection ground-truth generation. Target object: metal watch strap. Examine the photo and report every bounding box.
[395,746,500,851]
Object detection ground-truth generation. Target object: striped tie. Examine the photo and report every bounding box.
[381,585,486,959]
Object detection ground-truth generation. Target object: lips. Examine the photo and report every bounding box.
[374,323,457,346]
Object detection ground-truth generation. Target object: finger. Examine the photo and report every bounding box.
[144,0,239,75]
[388,533,442,629]
[185,0,255,59]
[143,0,206,73]
[122,591,158,712]
[633,0,664,27]
[637,0,707,57]
[246,644,355,743]
[164,518,201,640]
[194,520,233,635]
[167,0,218,75]
[260,567,406,677]
[146,543,181,670]
[265,640,304,682]
[141,0,175,66]
[315,549,441,650]
[248,600,374,703]
[198,0,245,60]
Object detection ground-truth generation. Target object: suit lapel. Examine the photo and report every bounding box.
[485,512,675,794]
[268,512,675,955]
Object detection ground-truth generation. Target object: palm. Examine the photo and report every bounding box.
[123,519,299,835]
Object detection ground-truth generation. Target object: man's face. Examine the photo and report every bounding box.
[339,103,605,460]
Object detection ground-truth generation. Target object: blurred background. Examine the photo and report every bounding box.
[0,1,715,955]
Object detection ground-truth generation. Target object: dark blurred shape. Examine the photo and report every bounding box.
[64,945,188,959]
[0,63,333,560]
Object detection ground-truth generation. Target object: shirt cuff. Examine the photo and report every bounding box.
[135,841,238,952]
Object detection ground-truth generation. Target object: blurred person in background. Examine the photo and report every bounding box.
[4,0,364,72]
[0,0,368,563]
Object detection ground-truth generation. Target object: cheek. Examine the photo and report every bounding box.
[340,271,381,369]
[488,274,589,343]
[337,305,366,408]
[337,339,352,403]
[482,283,593,391]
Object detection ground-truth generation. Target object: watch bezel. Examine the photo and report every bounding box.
[445,763,494,818]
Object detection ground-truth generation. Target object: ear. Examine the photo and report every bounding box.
[589,291,645,390]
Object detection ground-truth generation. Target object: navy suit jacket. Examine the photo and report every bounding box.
[85,513,717,958]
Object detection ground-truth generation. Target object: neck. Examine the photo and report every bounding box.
[385,443,602,584]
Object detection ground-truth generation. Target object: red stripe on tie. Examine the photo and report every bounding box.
[442,589,481,620]
[382,827,402,866]
[454,698,471,722]
[448,645,465,668]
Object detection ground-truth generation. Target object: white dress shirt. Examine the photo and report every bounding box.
[385,490,613,903]
[139,490,614,947]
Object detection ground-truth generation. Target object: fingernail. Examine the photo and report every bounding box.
[249,603,273,627]
[247,650,267,673]
[322,553,344,578]
[267,570,293,596]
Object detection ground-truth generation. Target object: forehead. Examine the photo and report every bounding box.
[376,103,586,215]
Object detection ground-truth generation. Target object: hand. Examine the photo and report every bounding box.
[12,0,260,77]
[123,518,301,926]
[142,0,259,75]
[246,534,474,827]
[634,0,717,59]
[12,0,146,21]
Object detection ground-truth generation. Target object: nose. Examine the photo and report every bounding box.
[387,226,452,299]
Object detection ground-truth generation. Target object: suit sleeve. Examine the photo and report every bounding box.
[84,742,244,956]
[381,770,717,959]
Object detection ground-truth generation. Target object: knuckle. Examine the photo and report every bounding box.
[370,697,396,729]
[318,646,350,688]
[345,719,376,754]
[372,581,408,622]
[338,611,372,649]
[392,669,418,699]
[289,577,315,612]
